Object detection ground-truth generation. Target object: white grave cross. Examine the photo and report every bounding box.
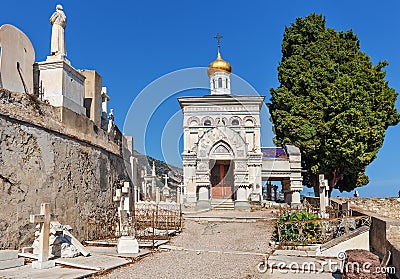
[30,203,57,269]
[164,174,169,188]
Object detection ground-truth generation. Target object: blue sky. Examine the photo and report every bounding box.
[2,1,400,197]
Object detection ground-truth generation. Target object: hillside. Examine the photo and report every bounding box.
[133,150,183,190]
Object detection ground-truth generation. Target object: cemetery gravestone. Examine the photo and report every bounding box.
[0,24,35,93]
[30,203,57,269]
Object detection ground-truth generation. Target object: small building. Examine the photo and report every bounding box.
[178,42,303,209]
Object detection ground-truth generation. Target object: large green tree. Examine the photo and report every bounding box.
[268,14,400,194]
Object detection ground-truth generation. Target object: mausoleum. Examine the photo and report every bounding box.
[178,37,303,209]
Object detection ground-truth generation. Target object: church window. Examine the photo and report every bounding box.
[218,78,222,88]
[214,144,230,153]
[232,119,239,126]
[190,120,198,126]
[225,79,228,88]
[213,80,216,89]
[204,120,211,126]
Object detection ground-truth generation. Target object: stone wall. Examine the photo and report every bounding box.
[352,209,400,278]
[336,197,400,221]
[332,198,400,278]
[0,89,130,249]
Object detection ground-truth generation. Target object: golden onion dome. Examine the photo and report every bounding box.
[207,48,232,77]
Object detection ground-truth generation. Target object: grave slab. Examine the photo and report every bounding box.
[0,265,96,279]
[54,253,130,271]
[0,258,24,270]
[0,250,18,261]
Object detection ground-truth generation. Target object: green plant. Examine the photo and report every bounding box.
[276,211,321,244]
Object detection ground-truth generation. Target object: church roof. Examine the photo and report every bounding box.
[177,94,265,110]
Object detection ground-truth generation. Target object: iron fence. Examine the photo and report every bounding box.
[276,215,371,246]
[133,203,182,248]
[278,198,350,219]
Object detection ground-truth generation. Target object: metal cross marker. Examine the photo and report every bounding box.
[214,33,223,48]
[30,203,57,269]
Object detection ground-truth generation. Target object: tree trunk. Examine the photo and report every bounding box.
[311,174,319,197]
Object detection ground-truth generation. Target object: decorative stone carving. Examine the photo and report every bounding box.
[197,161,209,171]
[187,116,200,127]
[213,143,230,154]
[235,161,247,170]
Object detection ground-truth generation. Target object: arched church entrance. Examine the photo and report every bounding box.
[210,160,234,199]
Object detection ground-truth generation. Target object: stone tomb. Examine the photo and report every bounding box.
[0,24,35,94]
[0,250,24,270]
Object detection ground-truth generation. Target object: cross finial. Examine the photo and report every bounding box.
[214,33,223,48]
[214,33,223,57]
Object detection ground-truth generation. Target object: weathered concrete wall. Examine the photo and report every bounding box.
[351,208,400,278]
[0,89,129,249]
[337,197,400,221]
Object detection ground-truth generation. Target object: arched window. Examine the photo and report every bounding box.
[213,80,216,89]
[218,78,222,88]
[204,120,211,126]
[245,119,254,126]
[225,78,228,88]
[232,119,239,126]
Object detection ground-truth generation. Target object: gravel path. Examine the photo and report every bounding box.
[96,212,276,279]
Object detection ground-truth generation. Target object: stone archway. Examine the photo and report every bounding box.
[197,127,247,160]
[195,127,249,204]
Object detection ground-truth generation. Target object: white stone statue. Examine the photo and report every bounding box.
[50,4,66,56]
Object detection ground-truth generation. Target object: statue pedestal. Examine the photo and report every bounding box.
[35,56,85,115]
[117,236,139,254]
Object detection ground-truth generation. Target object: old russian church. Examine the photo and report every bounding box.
[178,36,303,209]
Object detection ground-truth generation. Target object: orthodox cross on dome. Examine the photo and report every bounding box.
[214,33,223,47]
[214,33,223,54]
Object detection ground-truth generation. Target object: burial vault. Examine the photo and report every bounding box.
[178,37,303,209]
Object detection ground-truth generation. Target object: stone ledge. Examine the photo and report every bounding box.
[0,88,121,156]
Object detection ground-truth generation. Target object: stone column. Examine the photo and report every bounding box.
[290,190,301,207]
[234,186,250,209]
[156,189,160,204]
[196,186,210,209]
[177,188,181,204]
[133,185,138,203]
[273,185,278,201]
[183,155,197,203]
[289,179,303,208]
[282,179,291,204]
[266,182,272,201]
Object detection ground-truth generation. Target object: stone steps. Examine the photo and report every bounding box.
[211,199,235,210]
[0,250,24,270]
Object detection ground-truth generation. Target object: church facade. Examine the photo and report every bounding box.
[178,41,303,209]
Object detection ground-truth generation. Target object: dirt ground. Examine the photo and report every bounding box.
[96,211,276,279]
